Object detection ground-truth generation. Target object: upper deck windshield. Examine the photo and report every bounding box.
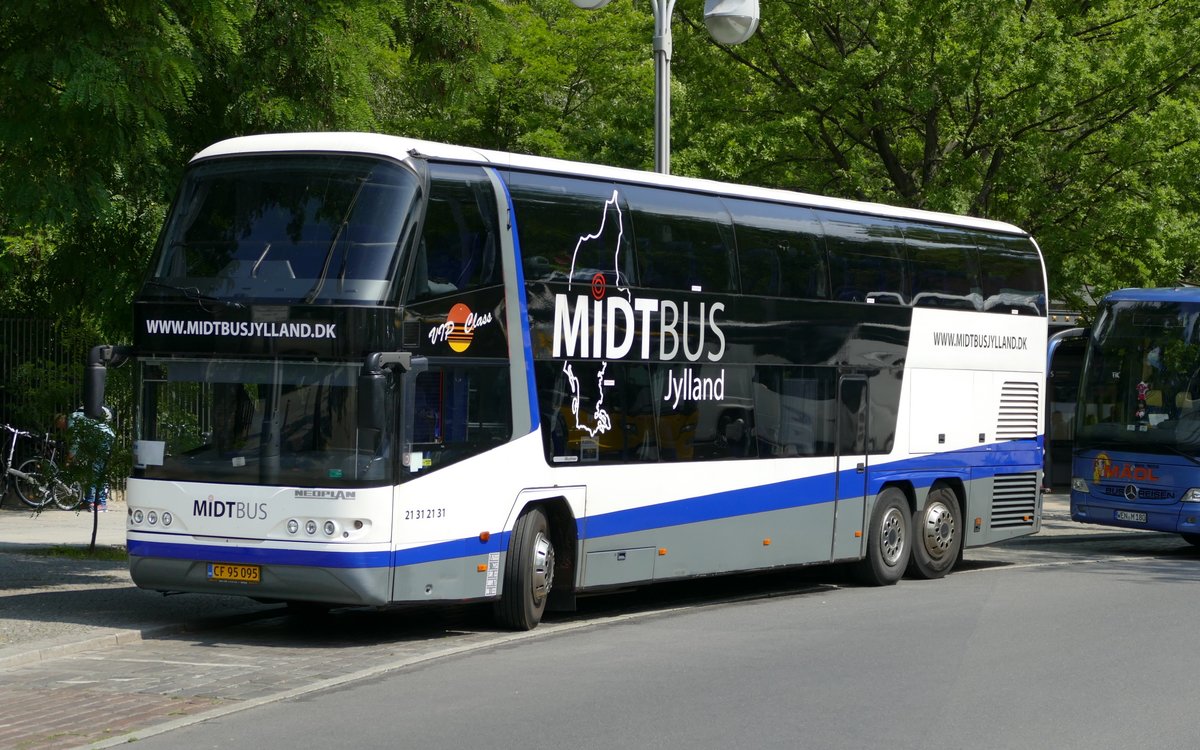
[1076,299,1200,454]
[149,154,421,304]
[134,358,393,487]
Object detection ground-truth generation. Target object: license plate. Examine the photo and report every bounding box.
[1115,510,1147,524]
[207,563,261,583]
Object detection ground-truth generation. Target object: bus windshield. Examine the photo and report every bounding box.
[149,155,421,304]
[1076,299,1200,454]
[134,358,393,487]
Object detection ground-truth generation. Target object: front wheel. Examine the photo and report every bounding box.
[907,486,962,579]
[494,507,555,631]
[854,488,911,586]
[1181,533,1200,547]
[14,458,52,508]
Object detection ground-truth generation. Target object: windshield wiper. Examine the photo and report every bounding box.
[305,176,368,303]
[144,279,245,309]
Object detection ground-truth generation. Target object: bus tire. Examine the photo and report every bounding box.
[854,488,910,586]
[494,507,555,631]
[1181,533,1200,547]
[907,485,962,579]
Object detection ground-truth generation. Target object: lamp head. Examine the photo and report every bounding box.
[570,0,614,8]
[704,0,760,45]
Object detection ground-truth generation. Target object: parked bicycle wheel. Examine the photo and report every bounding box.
[51,471,84,511]
[15,458,53,509]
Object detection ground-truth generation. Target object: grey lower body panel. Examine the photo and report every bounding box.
[579,500,848,590]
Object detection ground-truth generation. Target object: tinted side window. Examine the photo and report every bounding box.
[976,233,1046,316]
[623,186,736,293]
[506,171,636,289]
[819,212,908,305]
[724,199,829,299]
[753,366,839,457]
[904,224,982,310]
[409,364,512,474]
[406,165,502,302]
[537,361,659,464]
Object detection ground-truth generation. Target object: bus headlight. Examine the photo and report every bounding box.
[323,520,337,537]
[161,512,172,527]
[305,520,318,535]
[287,519,299,535]
[147,511,158,526]
[1071,477,1089,493]
[1182,488,1200,503]
[133,509,144,524]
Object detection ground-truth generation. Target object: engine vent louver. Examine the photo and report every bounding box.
[991,472,1039,528]
[996,381,1040,440]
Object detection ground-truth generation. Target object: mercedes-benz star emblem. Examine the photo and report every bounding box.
[1124,484,1139,502]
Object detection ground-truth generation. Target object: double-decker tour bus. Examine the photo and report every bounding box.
[86,133,1048,629]
[1070,287,1200,543]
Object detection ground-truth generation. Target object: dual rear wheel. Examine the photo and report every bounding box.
[855,485,962,585]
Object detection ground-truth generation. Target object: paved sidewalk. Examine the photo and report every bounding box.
[0,495,275,671]
[0,497,127,551]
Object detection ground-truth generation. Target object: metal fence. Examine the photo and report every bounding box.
[0,318,88,433]
[1,318,133,490]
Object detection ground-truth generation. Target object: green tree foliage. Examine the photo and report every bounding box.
[670,0,1200,307]
[1,0,1198,340]
[0,1,410,429]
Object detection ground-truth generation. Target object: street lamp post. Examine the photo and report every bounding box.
[571,0,760,175]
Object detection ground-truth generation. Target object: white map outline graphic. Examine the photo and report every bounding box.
[562,189,626,438]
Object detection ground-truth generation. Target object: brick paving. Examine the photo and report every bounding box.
[0,605,548,750]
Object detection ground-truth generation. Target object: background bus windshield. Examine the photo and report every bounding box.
[1076,300,1200,452]
[150,155,421,304]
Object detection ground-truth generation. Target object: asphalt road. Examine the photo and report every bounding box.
[95,532,1200,750]
[2,493,1195,749]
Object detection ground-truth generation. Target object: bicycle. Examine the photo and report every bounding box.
[1,424,84,510]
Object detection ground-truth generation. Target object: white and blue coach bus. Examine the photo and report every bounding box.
[86,133,1048,629]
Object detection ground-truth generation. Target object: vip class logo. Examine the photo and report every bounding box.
[1092,453,1161,483]
[429,303,493,353]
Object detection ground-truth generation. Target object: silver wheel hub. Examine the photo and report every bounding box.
[530,531,554,603]
[921,502,955,559]
[880,506,905,566]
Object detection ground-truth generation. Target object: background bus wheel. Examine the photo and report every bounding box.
[1181,533,1200,547]
[907,486,962,579]
[494,507,554,631]
[854,488,910,586]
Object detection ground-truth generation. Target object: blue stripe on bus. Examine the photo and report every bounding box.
[490,168,539,435]
[129,442,1042,570]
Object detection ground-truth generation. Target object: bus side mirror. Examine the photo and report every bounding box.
[85,362,107,420]
[358,372,388,432]
[85,345,131,419]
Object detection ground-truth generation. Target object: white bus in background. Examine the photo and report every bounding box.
[86,132,1048,629]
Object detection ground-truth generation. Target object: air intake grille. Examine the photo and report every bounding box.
[991,472,1038,528]
[996,381,1040,439]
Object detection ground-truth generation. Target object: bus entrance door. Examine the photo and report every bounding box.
[832,375,869,561]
